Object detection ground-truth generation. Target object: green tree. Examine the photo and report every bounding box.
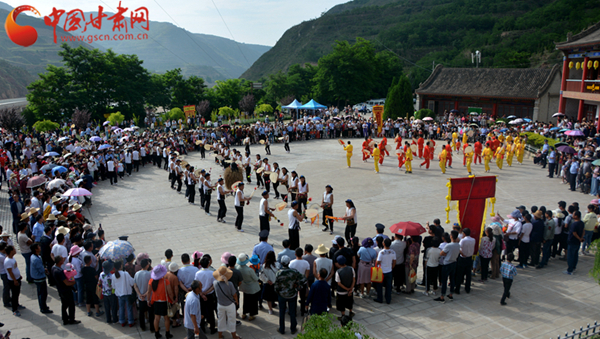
[162,69,206,109]
[414,108,435,119]
[255,104,273,115]
[107,112,125,126]
[218,106,236,119]
[397,75,414,119]
[168,108,185,121]
[313,38,378,105]
[209,79,244,110]
[384,77,399,119]
[33,120,60,133]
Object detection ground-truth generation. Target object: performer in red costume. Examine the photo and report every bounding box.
[445,141,453,168]
[378,142,386,165]
[417,136,425,159]
[474,139,482,164]
[394,134,403,150]
[362,138,371,162]
[420,142,431,169]
[381,136,390,156]
[429,137,436,161]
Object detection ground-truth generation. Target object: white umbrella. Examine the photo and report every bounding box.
[553,112,565,117]
[62,188,92,197]
[423,117,434,121]
[58,136,69,142]
[44,151,59,157]
[47,178,66,189]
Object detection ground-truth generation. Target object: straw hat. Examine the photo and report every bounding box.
[71,203,82,211]
[0,232,10,238]
[29,207,40,214]
[314,244,329,255]
[212,266,233,282]
[55,226,70,236]
[46,214,57,221]
[20,212,30,221]
[533,210,543,219]
[52,196,61,203]
[58,215,67,221]
[82,224,92,231]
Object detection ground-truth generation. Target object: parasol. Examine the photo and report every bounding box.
[51,166,68,175]
[389,221,427,236]
[27,176,47,188]
[98,144,112,150]
[423,117,434,121]
[506,115,516,119]
[556,145,576,154]
[58,136,69,142]
[40,163,58,172]
[565,130,584,137]
[90,136,102,142]
[552,112,565,118]
[99,240,135,261]
[47,178,66,189]
[593,159,600,166]
[44,151,59,157]
[62,188,92,197]
[103,121,111,126]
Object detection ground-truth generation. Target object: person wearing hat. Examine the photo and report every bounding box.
[51,233,68,269]
[184,280,208,339]
[236,253,260,321]
[148,264,176,339]
[212,266,240,339]
[373,223,389,246]
[166,262,181,327]
[216,178,231,223]
[274,255,306,335]
[252,230,274,265]
[234,182,251,232]
[288,201,305,251]
[321,185,334,234]
[259,190,276,232]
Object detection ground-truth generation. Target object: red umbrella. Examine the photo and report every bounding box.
[389,221,427,236]
[26,175,47,188]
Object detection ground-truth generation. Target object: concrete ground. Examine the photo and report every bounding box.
[2,138,599,339]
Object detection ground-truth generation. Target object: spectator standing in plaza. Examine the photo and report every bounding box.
[213,266,240,339]
[52,256,79,325]
[517,214,533,268]
[434,231,460,303]
[390,234,406,293]
[148,264,175,339]
[98,261,118,324]
[5,245,22,316]
[134,258,154,332]
[184,280,207,339]
[374,238,396,303]
[334,256,355,319]
[113,261,135,327]
[455,228,475,294]
[81,256,102,317]
[274,255,306,335]
[566,211,585,275]
[30,243,52,314]
[305,268,331,315]
[582,204,598,255]
[538,210,556,269]
[500,253,517,305]
[237,253,260,321]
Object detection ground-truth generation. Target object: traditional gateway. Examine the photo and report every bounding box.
[415,64,562,122]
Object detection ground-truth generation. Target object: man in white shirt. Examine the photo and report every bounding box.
[504,211,522,259]
[289,248,310,316]
[455,228,475,294]
[258,191,276,232]
[50,233,68,269]
[390,234,406,293]
[193,257,217,334]
[374,238,396,304]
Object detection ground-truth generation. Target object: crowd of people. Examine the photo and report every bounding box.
[0,110,598,338]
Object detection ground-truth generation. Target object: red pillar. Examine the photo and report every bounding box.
[558,56,569,114]
[492,103,498,118]
[578,57,590,122]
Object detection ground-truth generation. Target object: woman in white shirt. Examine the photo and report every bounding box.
[216,178,231,223]
[297,175,309,218]
[279,168,290,202]
[271,163,281,199]
[321,185,334,234]
[343,200,358,243]
[234,182,251,232]
[518,214,533,268]
[288,201,305,251]
[112,261,135,326]
[254,155,263,188]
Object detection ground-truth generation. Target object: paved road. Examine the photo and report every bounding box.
[0,97,27,109]
[2,138,599,339]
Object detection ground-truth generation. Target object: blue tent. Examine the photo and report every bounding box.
[282,99,303,110]
[300,99,326,110]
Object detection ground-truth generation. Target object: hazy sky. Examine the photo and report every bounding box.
[4,0,347,46]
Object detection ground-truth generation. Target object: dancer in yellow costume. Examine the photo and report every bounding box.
[404,141,413,174]
[452,131,458,151]
[462,130,468,146]
[495,142,505,170]
[498,134,505,144]
[483,144,493,173]
[506,142,515,167]
[373,144,380,173]
[465,146,474,175]
[517,140,525,164]
[439,146,447,174]
[343,141,353,168]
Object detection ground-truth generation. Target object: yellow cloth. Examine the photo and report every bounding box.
[373,148,380,172]
[405,160,412,172]
[462,133,468,145]
[466,152,473,174]
[495,148,504,169]
[483,147,492,172]
[405,148,413,161]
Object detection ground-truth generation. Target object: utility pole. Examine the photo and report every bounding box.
[471,50,481,68]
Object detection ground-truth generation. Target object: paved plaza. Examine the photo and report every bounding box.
[2,139,600,339]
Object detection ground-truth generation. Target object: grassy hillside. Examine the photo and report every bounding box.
[242,0,600,88]
[0,59,36,99]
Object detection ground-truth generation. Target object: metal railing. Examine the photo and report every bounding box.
[553,322,600,339]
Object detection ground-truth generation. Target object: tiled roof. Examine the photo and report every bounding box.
[556,22,600,50]
[416,65,558,99]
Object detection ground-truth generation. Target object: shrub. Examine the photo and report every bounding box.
[107,112,125,126]
[520,132,559,148]
[255,104,274,115]
[168,108,185,121]
[33,119,59,133]
[414,108,435,120]
[297,314,373,339]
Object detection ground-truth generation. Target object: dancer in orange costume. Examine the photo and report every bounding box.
[381,136,390,156]
[474,139,482,164]
[362,138,371,162]
[445,141,453,168]
[429,137,436,161]
[420,142,431,169]
[394,134,402,150]
[404,141,413,174]
[378,142,386,165]
[417,136,425,158]
[397,149,405,170]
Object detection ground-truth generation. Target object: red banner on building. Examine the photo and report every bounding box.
[373,105,383,135]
